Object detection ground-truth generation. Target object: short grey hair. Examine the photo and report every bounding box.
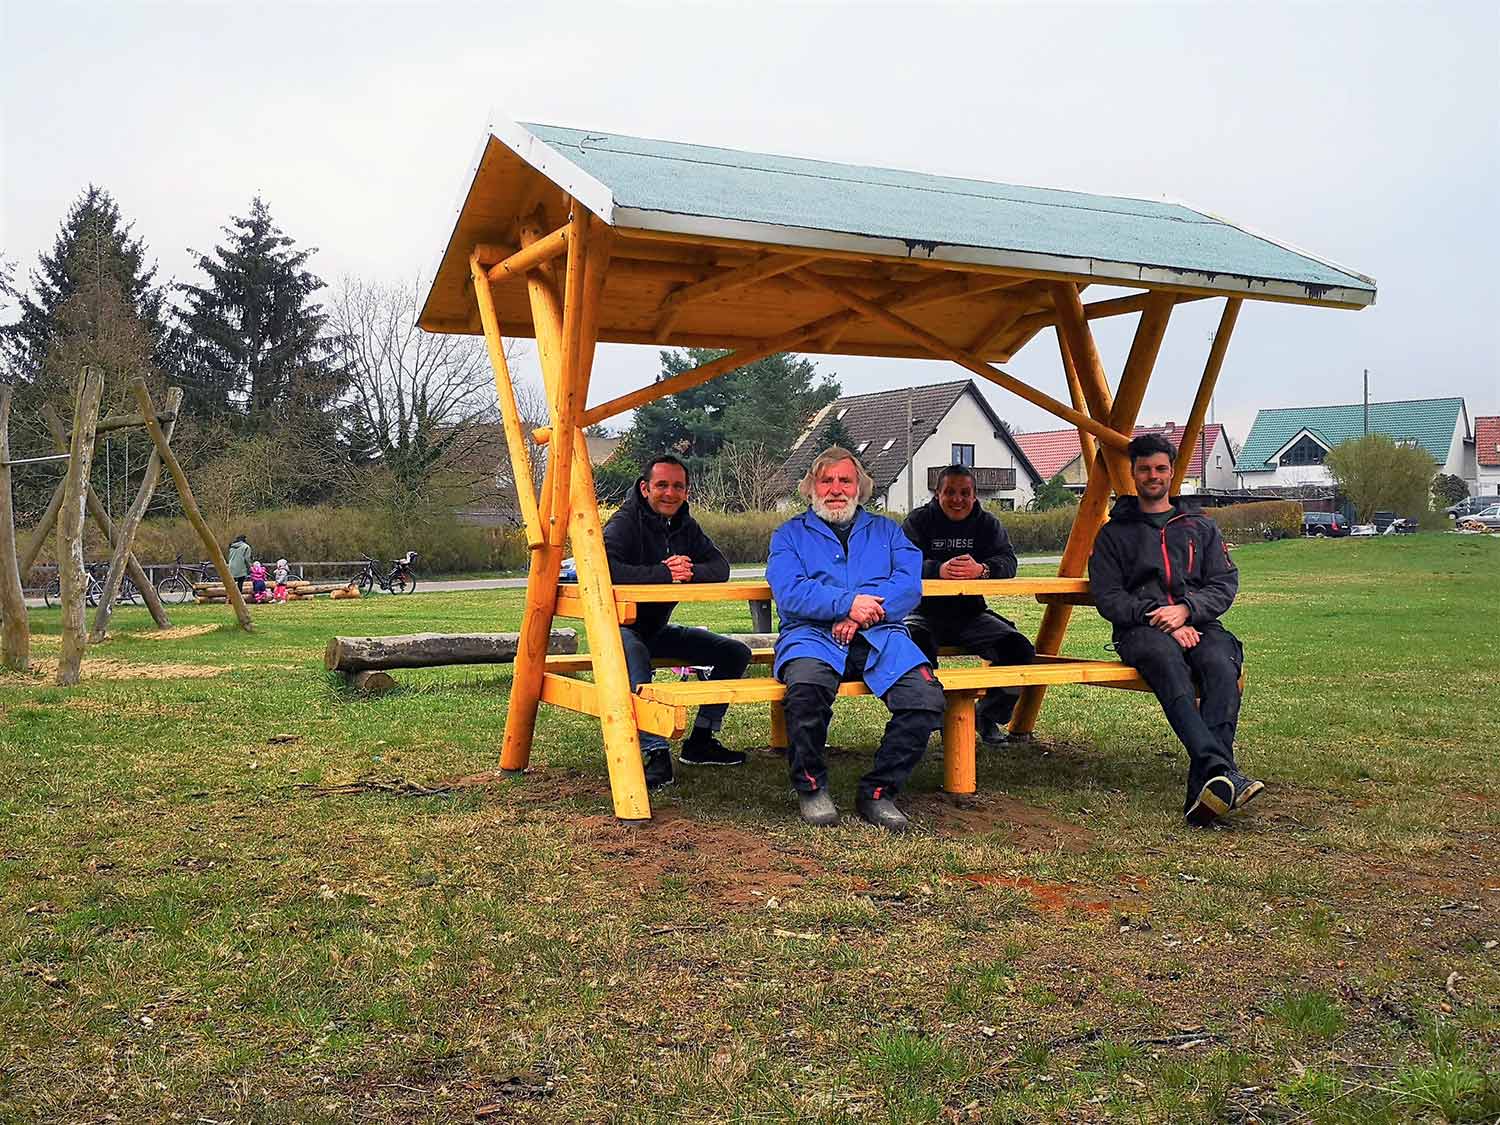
[798,446,875,505]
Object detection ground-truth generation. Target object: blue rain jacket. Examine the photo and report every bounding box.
[767,507,929,696]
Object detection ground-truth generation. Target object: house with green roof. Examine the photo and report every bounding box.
[1237,397,1475,489]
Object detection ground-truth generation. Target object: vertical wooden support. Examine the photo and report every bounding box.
[0,387,30,672]
[1011,293,1174,735]
[43,404,171,631]
[942,693,978,795]
[91,387,183,640]
[1051,282,1131,495]
[129,379,253,632]
[469,255,543,550]
[769,701,789,750]
[545,203,590,548]
[18,475,68,582]
[1055,328,1097,470]
[55,369,105,685]
[1173,298,1241,495]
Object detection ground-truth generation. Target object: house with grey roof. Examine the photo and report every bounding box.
[775,379,1042,513]
[1237,397,1475,490]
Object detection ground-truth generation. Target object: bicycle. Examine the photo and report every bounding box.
[44,563,139,608]
[356,551,419,596]
[154,553,215,604]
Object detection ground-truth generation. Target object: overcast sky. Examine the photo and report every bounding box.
[4,1,1496,448]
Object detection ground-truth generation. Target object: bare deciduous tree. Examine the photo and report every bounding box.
[697,442,787,512]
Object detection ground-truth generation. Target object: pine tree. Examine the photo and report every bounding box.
[818,413,855,452]
[3,187,170,389]
[175,196,344,434]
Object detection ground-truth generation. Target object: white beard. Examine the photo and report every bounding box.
[811,496,857,525]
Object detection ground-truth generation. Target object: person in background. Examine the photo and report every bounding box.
[248,560,269,604]
[227,534,252,594]
[1089,433,1264,826]
[273,558,291,602]
[902,464,1034,745]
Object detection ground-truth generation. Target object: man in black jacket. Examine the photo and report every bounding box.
[603,455,752,789]
[1089,434,1265,825]
[902,465,1034,744]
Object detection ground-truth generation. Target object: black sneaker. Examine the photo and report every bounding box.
[1185,774,1234,827]
[855,794,910,834]
[643,747,675,790]
[976,717,1010,746]
[1227,768,1266,811]
[678,730,747,768]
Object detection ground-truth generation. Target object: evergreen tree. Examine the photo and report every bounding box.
[817,412,855,452]
[175,196,344,434]
[3,187,170,389]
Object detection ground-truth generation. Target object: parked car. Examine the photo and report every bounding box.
[1457,505,1500,532]
[1446,495,1500,520]
[1303,511,1350,537]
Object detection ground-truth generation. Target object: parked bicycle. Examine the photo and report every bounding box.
[154,553,215,605]
[44,563,141,608]
[356,551,419,596]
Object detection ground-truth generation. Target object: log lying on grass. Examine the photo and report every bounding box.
[326,630,579,674]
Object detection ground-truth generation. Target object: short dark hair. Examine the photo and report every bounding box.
[643,454,690,486]
[1127,434,1176,465]
[934,464,976,491]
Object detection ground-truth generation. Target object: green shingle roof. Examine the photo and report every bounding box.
[1240,398,1465,468]
[504,121,1376,309]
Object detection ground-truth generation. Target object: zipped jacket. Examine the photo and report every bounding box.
[1089,496,1238,640]
[767,507,928,696]
[602,486,730,635]
[902,498,1018,622]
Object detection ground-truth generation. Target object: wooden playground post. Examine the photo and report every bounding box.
[55,369,105,686]
[129,379,253,632]
[91,387,185,641]
[41,404,172,631]
[18,468,71,581]
[0,386,30,671]
[1010,295,1174,735]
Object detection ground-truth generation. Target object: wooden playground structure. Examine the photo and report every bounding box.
[0,375,252,684]
[418,120,1375,820]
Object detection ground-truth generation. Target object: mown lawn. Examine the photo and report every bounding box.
[1,533,1497,1123]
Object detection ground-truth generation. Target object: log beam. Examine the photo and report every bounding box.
[325,630,578,673]
[1056,328,1097,470]
[483,223,569,282]
[653,252,818,341]
[1173,298,1241,494]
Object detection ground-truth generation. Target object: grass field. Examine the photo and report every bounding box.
[2,534,1497,1123]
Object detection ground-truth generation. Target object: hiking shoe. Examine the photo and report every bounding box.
[1185,775,1234,826]
[1227,768,1266,811]
[643,747,675,791]
[855,795,910,834]
[679,730,747,768]
[798,789,839,828]
[976,717,1010,746]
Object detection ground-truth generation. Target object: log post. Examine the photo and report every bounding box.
[0,386,30,671]
[942,692,979,795]
[42,404,171,631]
[1173,298,1241,495]
[1056,327,1097,470]
[129,379,253,632]
[1011,293,1173,735]
[18,474,68,583]
[545,202,591,548]
[1051,282,1131,495]
[90,387,183,640]
[55,369,105,685]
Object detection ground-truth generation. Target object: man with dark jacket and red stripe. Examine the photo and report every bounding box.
[603,455,752,790]
[1089,434,1265,826]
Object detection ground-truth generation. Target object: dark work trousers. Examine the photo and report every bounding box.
[907,610,1035,726]
[779,635,945,800]
[1115,623,1244,810]
[621,624,752,754]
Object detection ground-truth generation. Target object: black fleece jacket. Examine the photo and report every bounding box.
[902,498,1018,620]
[1088,496,1238,641]
[602,486,730,635]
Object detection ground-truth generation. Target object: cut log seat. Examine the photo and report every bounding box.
[325,630,578,674]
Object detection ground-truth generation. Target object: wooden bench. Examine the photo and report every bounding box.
[544,578,1160,795]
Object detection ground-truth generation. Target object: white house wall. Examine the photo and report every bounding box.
[877,391,1034,513]
[1203,430,1238,490]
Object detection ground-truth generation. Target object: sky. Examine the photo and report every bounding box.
[3,0,1497,452]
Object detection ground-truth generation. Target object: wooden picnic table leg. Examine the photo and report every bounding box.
[942,691,979,795]
[1011,291,1174,736]
[769,701,788,751]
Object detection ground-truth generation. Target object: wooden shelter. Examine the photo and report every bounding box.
[419,119,1375,821]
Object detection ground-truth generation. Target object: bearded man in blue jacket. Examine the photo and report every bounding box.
[767,447,946,832]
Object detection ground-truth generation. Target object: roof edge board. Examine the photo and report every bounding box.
[1173,195,1379,293]
[494,118,617,224]
[419,125,498,329]
[610,207,1376,309]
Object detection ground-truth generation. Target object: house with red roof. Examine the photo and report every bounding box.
[1476,415,1500,493]
[1012,422,1237,494]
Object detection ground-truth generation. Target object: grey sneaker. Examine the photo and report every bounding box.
[1227,768,1266,811]
[855,795,910,834]
[797,789,839,828]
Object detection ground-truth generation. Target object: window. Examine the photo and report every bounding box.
[881,438,895,452]
[997,498,1015,511]
[1281,435,1327,467]
[836,407,848,420]
[856,440,870,454]
[1215,455,1222,469]
[951,443,975,466]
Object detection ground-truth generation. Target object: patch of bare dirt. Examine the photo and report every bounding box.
[131,624,219,641]
[909,791,1097,853]
[947,871,1145,916]
[439,765,609,805]
[27,658,223,681]
[574,808,816,908]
